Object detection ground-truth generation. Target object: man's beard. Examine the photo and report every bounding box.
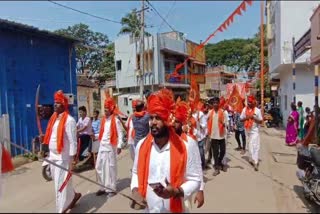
[174,126,182,136]
[150,125,169,138]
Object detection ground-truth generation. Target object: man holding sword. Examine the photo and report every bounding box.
[41,90,81,213]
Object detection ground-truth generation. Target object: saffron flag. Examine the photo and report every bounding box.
[1,144,14,173]
[227,86,244,113]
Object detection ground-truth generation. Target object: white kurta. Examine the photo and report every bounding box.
[192,111,207,142]
[125,116,135,161]
[240,107,262,164]
[131,136,202,213]
[96,116,124,193]
[48,114,78,213]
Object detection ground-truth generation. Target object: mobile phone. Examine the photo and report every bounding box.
[149,182,165,190]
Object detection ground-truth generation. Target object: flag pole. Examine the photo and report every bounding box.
[260,0,265,122]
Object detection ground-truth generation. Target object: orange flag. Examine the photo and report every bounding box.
[1,145,14,173]
[227,85,244,113]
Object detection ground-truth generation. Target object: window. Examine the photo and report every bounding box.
[284,95,287,111]
[116,60,122,71]
[124,97,128,106]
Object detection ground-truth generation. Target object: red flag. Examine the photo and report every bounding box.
[235,6,242,16]
[246,0,253,6]
[1,145,14,173]
[218,26,224,32]
[227,86,244,113]
[240,1,247,12]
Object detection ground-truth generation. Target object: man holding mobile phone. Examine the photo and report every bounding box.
[240,95,263,171]
[130,89,202,213]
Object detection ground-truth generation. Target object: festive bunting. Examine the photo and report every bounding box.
[170,0,253,80]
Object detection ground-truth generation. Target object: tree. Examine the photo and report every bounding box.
[55,23,110,77]
[118,9,151,41]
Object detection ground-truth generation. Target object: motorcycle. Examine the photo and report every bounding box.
[296,145,320,205]
[41,144,52,181]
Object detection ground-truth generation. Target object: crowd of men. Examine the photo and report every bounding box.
[0,88,263,213]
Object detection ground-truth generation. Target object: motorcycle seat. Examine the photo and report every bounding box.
[310,147,320,167]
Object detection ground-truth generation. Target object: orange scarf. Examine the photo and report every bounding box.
[137,128,187,213]
[134,110,147,118]
[207,109,225,137]
[181,132,196,142]
[127,116,136,139]
[1,144,14,173]
[98,114,118,147]
[244,107,255,131]
[43,112,68,154]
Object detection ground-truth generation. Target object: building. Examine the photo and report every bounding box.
[114,31,205,112]
[266,1,318,126]
[77,75,99,118]
[0,19,79,156]
[202,66,237,98]
[310,4,320,65]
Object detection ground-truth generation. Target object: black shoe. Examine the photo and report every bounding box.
[96,190,106,196]
[222,165,228,172]
[254,164,259,171]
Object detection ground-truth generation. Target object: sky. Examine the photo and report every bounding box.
[0,1,263,44]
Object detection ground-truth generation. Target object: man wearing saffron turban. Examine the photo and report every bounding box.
[130,89,202,213]
[95,96,124,197]
[240,95,263,171]
[43,90,81,213]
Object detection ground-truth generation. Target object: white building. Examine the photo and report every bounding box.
[114,31,205,114]
[267,1,318,126]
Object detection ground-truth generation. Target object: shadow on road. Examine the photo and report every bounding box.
[70,192,108,213]
[293,185,320,213]
[10,166,31,176]
[117,177,131,192]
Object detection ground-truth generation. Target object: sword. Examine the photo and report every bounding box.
[10,142,146,207]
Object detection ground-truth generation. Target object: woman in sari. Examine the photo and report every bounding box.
[286,103,299,146]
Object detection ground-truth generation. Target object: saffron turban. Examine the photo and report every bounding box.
[175,101,189,125]
[147,88,175,122]
[219,97,226,108]
[104,97,116,111]
[54,90,68,110]
[132,100,138,108]
[247,95,256,104]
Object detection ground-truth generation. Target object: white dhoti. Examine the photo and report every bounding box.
[247,132,260,164]
[50,160,75,213]
[91,140,100,154]
[129,144,135,161]
[96,147,117,193]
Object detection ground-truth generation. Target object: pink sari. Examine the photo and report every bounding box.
[286,110,299,145]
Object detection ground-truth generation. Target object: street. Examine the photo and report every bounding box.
[0,128,318,213]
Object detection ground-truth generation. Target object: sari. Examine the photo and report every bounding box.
[286,110,299,146]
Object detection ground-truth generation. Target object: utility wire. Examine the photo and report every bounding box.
[157,0,176,32]
[145,0,176,32]
[48,0,121,24]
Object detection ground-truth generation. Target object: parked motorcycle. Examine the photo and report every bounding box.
[41,144,52,181]
[296,145,320,205]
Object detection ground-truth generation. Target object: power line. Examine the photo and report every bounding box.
[157,0,176,32]
[48,0,121,24]
[145,0,176,32]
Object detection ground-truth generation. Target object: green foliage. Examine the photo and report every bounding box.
[55,23,112,86]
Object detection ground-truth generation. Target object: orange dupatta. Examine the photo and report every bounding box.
[244,107,255,131]
[127,116,136,139]
[98,114,118,147]
[43,112,69,154]
[137,128,187,213]
[207,109,225,137]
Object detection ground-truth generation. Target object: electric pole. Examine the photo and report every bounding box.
[139,0,145,99]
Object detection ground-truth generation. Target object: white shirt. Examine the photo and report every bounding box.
[77,116,92,136]
[184,135,205,191]
[192,111,207,142]
[49,114,77,161]
[240,107,262,134]
[131,136,202,213]
[209,109,228,140]
[125,116,135,145]
[100,116,124,151]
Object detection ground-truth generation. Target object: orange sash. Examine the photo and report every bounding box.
[207,109,225,137]
[127,116,136,139]
[43,112,68,154]
[137,128,187,213]
[98,114,118,147]
[244,107,255,131]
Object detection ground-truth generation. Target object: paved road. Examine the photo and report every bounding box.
[0,129,319,213]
